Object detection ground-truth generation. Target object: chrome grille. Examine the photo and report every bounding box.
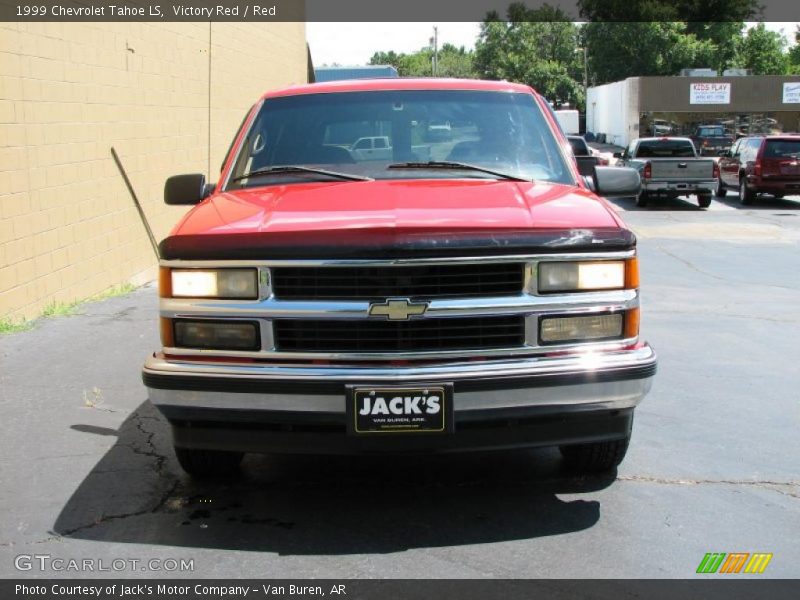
[271,263,524,300]
[273,316,525,353]
[159,250,639,359]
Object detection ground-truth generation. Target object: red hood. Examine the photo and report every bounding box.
[171,179,624,237]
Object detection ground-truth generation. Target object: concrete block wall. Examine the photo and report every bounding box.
[0,21,307,321]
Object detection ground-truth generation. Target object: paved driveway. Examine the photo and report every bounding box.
[1,194,798,578]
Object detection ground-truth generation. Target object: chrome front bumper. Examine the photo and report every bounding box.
[143,344,656,415]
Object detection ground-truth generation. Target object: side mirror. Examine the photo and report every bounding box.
[594,166,641,197]
[613,152,623,159]
[164,174,213,205]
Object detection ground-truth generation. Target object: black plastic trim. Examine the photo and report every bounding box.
[159,404,632,427]
[167,408,635,455]
[158,228,637,260]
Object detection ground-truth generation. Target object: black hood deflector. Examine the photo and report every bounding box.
[159,228,636,261]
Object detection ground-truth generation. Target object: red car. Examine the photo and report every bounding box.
[717,135,800,204]
[142,78,655,478]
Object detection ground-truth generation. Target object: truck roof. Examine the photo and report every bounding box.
[635,137,695,143]
[742,134,800,140]
[261,78,535,100]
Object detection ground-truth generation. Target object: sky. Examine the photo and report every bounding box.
[306,22,798,67]
[306,22,481,66]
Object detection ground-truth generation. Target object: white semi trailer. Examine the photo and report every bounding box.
[554,109,580,135]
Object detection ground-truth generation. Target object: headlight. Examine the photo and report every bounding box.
[173,319,260,350]
[166,268,258,299]
[540,313,623,344]
[537,260,631,293]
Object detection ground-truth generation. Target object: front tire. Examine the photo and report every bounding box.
[715,178,726,197]
[739,177,755,205]
[697,193,712,209]
[560,436,631,473]
[174,447,244,479]
[636,191,648,207]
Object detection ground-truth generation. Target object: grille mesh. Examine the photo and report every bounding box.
[274,316,525,353]
[271,263,524,300]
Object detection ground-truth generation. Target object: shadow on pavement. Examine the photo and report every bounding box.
[604,196,705,212]
[53,401,614,555]
[713,192,800,211]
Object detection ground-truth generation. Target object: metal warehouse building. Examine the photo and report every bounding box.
[313,65,399,82]
[587,75,800,147]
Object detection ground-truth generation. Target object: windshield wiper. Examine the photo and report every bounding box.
[387,161,530,182]
[231,165,373,183]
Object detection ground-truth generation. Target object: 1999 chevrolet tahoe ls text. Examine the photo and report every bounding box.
[142,79,657,478]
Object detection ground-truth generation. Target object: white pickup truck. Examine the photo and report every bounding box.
[615,137,719,209]
[350,136,393,161]
[350,136,433,162]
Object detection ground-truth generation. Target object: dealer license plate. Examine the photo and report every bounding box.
[346,384,453,435]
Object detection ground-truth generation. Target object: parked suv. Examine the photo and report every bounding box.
[717,135,800,204]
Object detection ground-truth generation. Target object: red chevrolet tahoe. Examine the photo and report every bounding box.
[142,79,656,478]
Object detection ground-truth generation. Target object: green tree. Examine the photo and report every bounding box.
[579,0,757,77]
[474,3,585,108]
[789,27,800,74]
[368,51,403,69]
[735,23,789,75]
[583,22,717,85]
[436,44,477,79]
[369,44,476,78]
[578,0,759,22]
[685,21,746,73]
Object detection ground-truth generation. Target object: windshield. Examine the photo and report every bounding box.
[225,90,573,189]
[697,126,726,137]
[636,140,696,158]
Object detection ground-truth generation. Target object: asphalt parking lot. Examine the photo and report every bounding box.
[1,192,798,579]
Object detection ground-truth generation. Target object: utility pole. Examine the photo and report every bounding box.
[432,26,439,77]
[583,45,588,97]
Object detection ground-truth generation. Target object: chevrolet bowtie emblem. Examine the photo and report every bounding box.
[368,298,429,320]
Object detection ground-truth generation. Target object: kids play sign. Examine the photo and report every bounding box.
[690,82,731,104]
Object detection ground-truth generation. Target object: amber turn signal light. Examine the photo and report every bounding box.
[159,317,175,347]
[625,257,639,290]
[625,308,640,339]
[159,267,172,298]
